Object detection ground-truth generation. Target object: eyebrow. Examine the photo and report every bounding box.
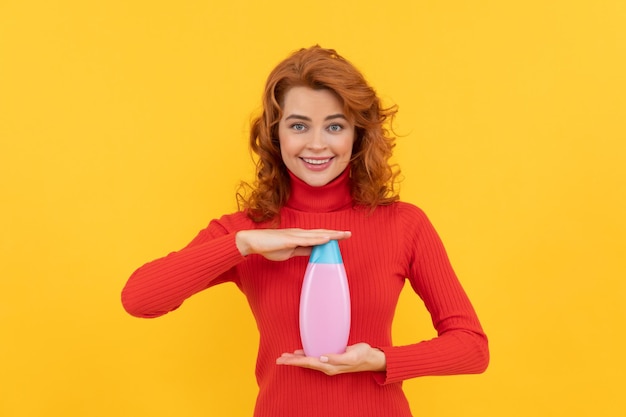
[285,113,348,122]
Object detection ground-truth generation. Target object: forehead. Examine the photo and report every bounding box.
[281,86,348,117]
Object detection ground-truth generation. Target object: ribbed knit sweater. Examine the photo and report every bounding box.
[121,169,489,417]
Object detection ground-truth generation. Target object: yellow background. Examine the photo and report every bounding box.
[1,1,625,416]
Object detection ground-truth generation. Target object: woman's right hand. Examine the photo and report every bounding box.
[235,229,351,261]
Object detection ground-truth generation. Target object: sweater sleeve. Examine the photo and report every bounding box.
[376,204,489,384]
[121,214,247,318]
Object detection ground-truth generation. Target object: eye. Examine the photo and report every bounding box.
[290,123,307,132]
[327,124,343,132]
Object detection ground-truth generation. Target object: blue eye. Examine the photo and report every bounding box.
[291,123,307,131]
[328,124,343,132]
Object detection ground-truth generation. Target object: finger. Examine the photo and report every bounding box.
[290,231,351,248]
[276,353,295,362]
[276,354,314,366]
[276,350,306,361]
[318,353,344,365]
[288,229,351,239]
[317,230,351,240]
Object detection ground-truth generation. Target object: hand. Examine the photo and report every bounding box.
[276,343,386,376]
[236,228,351,261]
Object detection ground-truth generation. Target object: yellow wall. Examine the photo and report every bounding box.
[2,1,624,416]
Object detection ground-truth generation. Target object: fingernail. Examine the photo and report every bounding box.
[319,356,329,363]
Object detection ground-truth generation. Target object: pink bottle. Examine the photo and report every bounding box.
[299,240,351,358]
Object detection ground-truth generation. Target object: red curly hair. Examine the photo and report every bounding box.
[239,45,400,222]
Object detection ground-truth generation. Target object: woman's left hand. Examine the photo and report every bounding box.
[276,343,386,375]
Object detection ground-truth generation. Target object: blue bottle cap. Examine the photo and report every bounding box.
[309,240,343,264]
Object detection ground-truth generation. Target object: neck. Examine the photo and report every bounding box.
[285,168,353,212]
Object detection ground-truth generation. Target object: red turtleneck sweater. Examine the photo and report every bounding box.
[121,169,489,417]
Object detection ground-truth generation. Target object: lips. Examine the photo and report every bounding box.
[302,157,332,165]
[300,157,334,171]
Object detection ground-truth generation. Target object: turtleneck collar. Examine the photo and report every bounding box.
[285,167,353,212]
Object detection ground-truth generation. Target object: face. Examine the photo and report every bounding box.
[278,86,355,187]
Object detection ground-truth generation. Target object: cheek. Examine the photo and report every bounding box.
[278,138,292,157]
[278,143,289,164]
[277,130,288,154]
[341,135,356,156]
[278,136,297,164]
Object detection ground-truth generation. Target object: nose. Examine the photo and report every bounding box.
[307,128,327,150]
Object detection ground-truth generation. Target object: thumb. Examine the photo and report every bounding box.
[318,353,342,364]
[291,246,313,257]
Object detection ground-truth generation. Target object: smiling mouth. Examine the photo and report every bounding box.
[301,157,333,165]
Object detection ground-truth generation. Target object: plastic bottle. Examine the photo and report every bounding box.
[299,240,351,358]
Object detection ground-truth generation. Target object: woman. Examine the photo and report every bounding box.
[122,45,489,417]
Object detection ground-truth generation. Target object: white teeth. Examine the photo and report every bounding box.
[302,158,331,165]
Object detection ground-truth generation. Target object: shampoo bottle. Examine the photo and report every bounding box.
[299,240,351,358]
